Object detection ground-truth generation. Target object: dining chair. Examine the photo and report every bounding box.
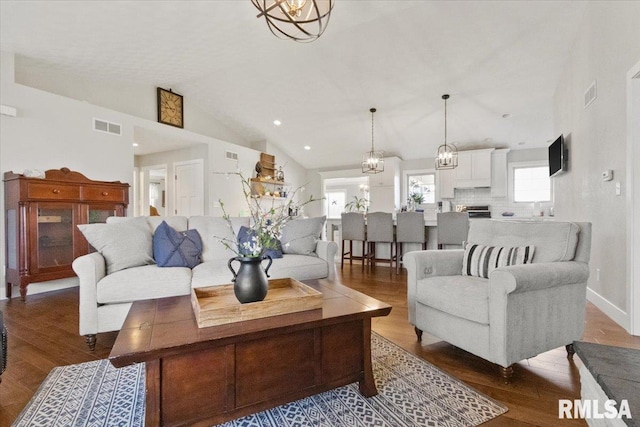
[396,211,427,273]
[365,212,395,276]
[437,212,469,249]
[341,212,367,270]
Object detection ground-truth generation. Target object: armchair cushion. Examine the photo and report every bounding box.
[467,220,580,263]
[463,243,534,278]
[416,275,490,325]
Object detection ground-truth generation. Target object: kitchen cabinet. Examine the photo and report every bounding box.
[455,149,493,188]
[4,168,129,300]
[490,149,510,198]
[437,168,456,199]
[367,157,401,211]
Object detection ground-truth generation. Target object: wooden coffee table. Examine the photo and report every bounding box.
[109,279,392,427]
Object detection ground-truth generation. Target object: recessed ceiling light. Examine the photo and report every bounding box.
[132,143,139,147]
[304,145,311,150]
[273,120,282,126]
[502,113,512,119]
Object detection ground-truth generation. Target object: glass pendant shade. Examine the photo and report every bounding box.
[252,0,334,42]
[435,94,459,170]
[362,108,384,174]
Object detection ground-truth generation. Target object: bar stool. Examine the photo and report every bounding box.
[437,212,469,249]
[396,211,427,273]
[365,212,395,276]
[341,212,367,270]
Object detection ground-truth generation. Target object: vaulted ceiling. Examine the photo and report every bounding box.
[0,1,587,169]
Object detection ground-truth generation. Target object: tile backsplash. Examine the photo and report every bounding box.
[449,188,554,218]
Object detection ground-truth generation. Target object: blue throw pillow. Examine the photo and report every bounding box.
[153,221,203,268]
[237,226,283,259]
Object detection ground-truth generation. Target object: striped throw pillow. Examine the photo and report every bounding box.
[462,243,535,278]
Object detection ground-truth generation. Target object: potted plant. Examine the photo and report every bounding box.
[344,196,368,213]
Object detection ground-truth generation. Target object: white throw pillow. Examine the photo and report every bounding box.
[281,216,326,256]
[77,219,155,274]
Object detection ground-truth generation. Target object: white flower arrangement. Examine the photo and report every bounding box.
[218,172,319,258]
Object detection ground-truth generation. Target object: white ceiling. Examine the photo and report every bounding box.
[0,1,588,169]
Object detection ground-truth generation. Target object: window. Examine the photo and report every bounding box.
[512,164,551,203]
[407,173,436,204]
[325,191,346,219]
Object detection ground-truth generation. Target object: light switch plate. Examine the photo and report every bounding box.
[616,181,621,196]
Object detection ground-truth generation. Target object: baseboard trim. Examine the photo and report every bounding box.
[587,287,629,331]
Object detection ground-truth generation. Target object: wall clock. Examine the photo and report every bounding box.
[157,87,184,128]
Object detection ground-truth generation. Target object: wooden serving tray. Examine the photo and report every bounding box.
[191,278,323,328]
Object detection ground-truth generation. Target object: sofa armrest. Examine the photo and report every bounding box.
[315,240,339,281]
[404,249,464,325]
[72,252,107,336]
[490,261,590,295]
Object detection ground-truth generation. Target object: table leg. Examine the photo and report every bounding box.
[146,359,161,427]
[358,319,378,397]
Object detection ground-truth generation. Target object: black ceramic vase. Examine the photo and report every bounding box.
[227,255,273,303]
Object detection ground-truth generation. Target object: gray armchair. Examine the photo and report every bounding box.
[405,220,591,383]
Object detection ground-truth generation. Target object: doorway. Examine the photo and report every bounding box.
[140,165,167,217]
[174,159,204,216]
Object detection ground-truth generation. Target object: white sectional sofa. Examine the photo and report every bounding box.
[72,215,337,350]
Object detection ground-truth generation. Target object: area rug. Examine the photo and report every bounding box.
[13,333,507,426]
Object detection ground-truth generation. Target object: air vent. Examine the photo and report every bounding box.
[584,80,597,109]
[225,150,239,161]
[93,118,122,136]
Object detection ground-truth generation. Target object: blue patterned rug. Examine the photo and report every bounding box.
[13,333,507,426]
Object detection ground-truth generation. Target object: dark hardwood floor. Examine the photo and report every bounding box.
[1,264,639,426]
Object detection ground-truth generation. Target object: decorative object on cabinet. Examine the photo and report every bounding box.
[157,87,184,128]
[3,167,129,300]
[435,94,459,170]
[362,108,384,174]
[251,0,334,43]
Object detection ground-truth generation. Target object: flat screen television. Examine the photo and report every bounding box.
[548,135,567,177]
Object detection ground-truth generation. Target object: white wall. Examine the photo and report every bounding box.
[15,55,251,148]
[0,51,309,301]
[1,51,135,300]
[553,2,640,326]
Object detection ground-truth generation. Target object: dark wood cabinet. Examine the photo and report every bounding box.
[4,168,129,300]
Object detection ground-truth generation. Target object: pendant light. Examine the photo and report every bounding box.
[362,108,384,174]
[435,94,459,170]
[252,0,334,43]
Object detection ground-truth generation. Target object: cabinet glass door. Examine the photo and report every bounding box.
[36,205,74,269]
[86,205,121,253]
[88,207,115,224]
